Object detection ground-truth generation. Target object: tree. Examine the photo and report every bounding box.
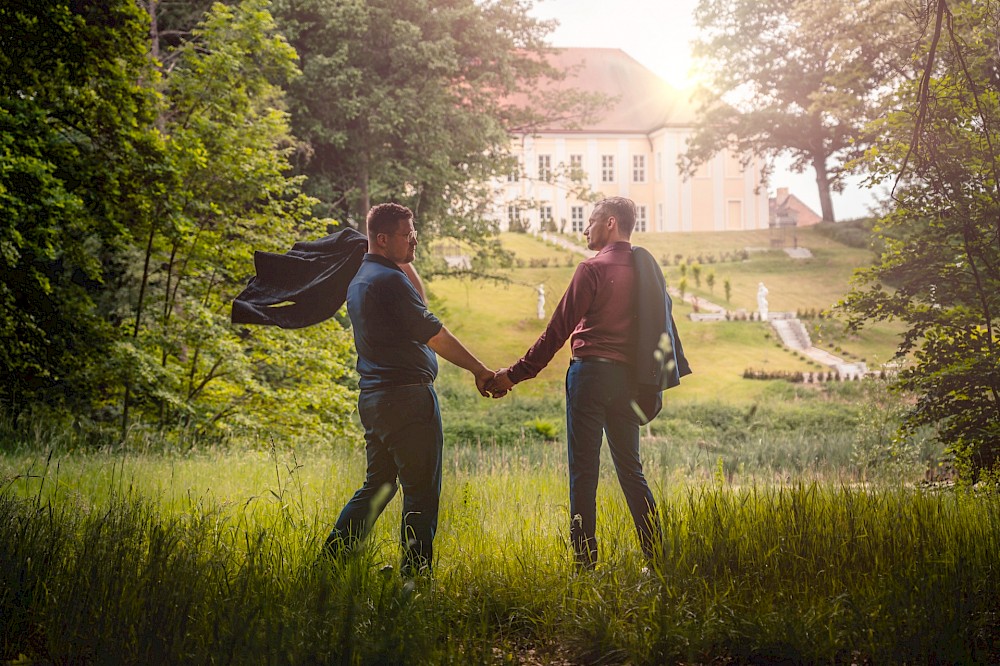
[841,0,1000,477]
[119,0,357,440]
[273,0,560,244]
[141,0,216,69]
[0,0,362,442]
[684,0,916,221]
[0,0,162,415]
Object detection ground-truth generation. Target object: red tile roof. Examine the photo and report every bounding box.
[769,188,823,226]
[518,47,696,134]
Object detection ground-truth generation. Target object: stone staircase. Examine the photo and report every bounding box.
[770,318,868,378]
[770,317,811,350]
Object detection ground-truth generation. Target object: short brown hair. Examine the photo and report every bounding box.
[595,197,636,236]
[367,202,413,237]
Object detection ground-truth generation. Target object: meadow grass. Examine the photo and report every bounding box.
[1,442,997,664]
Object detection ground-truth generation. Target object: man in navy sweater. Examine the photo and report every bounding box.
[324,203,499,575]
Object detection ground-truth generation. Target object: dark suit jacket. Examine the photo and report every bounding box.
[231,227,367,329]
[633,246,692,423]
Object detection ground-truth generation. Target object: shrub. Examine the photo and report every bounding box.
[524,417,560,441]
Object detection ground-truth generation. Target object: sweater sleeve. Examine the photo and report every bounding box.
[507,262,597,383]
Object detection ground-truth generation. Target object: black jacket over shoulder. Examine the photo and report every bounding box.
[633,246,692,423]
[231,227,368,329]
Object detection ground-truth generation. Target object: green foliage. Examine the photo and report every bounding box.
[851,378,935,478]
[813,217,878,250]
[1,0,359,442]
[0,0,161,413]
[842,0,1000,478]
[435,372,566,447]
[122,0,344,440]
[274,0,555,245]
[525,417,560,441]
[686,0,912,221]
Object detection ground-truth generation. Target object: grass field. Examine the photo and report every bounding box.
[2,445,997,664]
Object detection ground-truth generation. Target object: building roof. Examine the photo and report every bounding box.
[519,47,696,134]
[769,187,823,227]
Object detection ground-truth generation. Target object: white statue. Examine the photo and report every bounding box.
[757,282,769,321]
[536,284,546,319]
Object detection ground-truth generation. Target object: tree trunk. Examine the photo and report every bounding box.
[356,166,370,235]
[812,153,836,222]
[122,219,158,441]
[148,0,158,62]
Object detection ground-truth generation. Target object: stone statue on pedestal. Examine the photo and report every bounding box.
[757,282,769,321]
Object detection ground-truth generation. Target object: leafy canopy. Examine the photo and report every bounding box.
[685,0,916,221]
[275,0,558,247]
[841,0,1000,476]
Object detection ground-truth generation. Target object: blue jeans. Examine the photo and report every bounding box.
[566,358,659,566]
[325,384,443,574]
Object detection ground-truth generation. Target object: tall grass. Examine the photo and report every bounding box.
[2,443,997,664]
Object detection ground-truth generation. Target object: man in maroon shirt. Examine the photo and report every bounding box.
[491,197,659,568]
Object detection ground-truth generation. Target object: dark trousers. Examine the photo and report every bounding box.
[324,384,443,574]
[566,358,659,566]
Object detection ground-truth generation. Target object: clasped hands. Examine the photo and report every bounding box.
[475,367,515,399]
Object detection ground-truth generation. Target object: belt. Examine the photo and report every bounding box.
[361,380,432,392]
[570,356,623,365]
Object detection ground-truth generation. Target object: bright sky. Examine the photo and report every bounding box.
[529,0,881,220]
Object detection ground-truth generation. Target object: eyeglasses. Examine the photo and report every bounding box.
[391,230,418,243]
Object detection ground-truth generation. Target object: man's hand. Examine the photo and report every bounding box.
[427,326,505,397]
[475,368,503,398]
[488,368,515,396]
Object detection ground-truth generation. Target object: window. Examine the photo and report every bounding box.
[601,154,615,182]
[658,203,664,229]
[507,205,521,229]
[571,206,585,233]
[538,154,552,181]
[569,154,583,172]
[539,205,553,229]
[727,200,743,230]
[506,162,520,182]
[632,155,646,183]
[636,205,648,232]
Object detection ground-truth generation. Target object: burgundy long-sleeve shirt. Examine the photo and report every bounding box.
[507,241,637,384]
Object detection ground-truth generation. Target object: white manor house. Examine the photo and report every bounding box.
[490,48,770,234]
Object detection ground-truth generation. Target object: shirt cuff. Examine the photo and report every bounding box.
[507,362,530,384]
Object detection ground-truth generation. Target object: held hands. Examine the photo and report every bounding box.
[474,368,506,399]
[483,367,514,398]
[487,368,514,398]
[474,367,513,399]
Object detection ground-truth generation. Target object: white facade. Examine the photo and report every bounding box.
[489,49,770,233]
